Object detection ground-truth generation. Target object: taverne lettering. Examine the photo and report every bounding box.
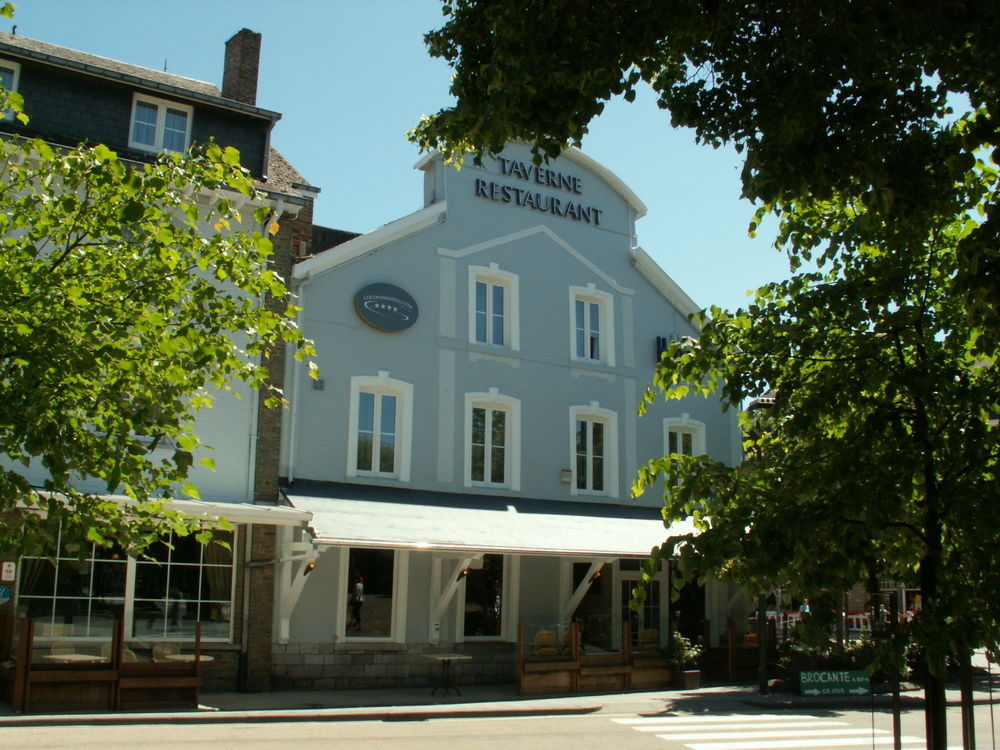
[474,178,604,226]
[498,157,582,194]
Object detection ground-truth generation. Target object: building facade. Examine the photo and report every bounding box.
[274,144,746,689]
[0,30,316,693]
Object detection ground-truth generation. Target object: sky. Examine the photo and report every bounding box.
[11,0,791,314]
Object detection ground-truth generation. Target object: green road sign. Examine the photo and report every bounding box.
[800,669,871,696]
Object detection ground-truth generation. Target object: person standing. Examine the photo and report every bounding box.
[348,574,364,630]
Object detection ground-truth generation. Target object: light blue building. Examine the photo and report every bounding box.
[275,144,745,689]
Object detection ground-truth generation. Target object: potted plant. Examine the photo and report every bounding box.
[670,631,703,689]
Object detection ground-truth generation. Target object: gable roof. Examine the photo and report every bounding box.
[0,31,280,121]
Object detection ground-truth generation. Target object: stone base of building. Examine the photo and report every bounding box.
[271,641,517,690]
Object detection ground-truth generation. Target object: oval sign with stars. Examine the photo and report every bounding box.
[354,283,419,332]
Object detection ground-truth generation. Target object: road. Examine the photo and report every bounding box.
[3,704,997,749]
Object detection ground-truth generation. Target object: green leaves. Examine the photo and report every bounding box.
[0,134,313,556]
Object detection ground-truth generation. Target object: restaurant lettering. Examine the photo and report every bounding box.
[473,157,604,226]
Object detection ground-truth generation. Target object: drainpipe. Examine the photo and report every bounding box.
[237,524,253,692]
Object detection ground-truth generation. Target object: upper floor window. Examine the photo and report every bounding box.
[570,403,619,497]
[129,94,192,154]
[347,372,413,482]
[569,284,615,366]
[664,415,707,458]
[464,389,521,490]
[469,264,519,350]
[0,59,21,119]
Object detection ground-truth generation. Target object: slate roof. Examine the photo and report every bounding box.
[0,31,279,120]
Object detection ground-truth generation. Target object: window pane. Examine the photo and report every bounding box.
[0,66,13,91]
[464,554,503,637]
[162,108,188,152]
[682,432,693,456]
[575,300,585,357]
[592,457,604,491]
[490,443,505,484]
[358,392,375,432]
[347,548,394,638]
[471,444,485,482]
[357,391,374,471]
[472,407,485,445]
[132,101,157,146]
[491,410,506,448]
[378,433,395,472]
[576,453,588,489]
[380,394,396,435]
[668,430,678,455]
[475,282,487,343]
[592,422,604,458]
[491,284,504,345]
[378,394,396,473]
[589,303,600,359]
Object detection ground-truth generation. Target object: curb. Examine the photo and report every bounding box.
[0,704,602,728]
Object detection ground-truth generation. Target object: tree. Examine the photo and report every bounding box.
[632,199,999,745]
[0,79,315,558]
[412,3,998,745]
[411,0,999,339]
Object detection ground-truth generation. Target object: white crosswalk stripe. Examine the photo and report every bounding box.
[612,712,925,750]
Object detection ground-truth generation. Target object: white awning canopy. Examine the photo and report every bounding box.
[284,482,695,558]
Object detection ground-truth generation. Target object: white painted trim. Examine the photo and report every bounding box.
[663,414,707,457]
[346,372,414,482]
[569,284,616,367]
[438,225,635,296]
[630,246,702,324]
[430,555,474,644]
[560,560,604,628]
[128,92,193,154]
[293,202,448,280]
[468,263,521,351]
[463,389,521,491]
[568,402,619,499]
[339,547,409,643]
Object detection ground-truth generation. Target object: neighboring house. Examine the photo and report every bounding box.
[0,30,317,692]
[276,143,746,689]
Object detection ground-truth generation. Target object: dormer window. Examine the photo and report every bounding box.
[129,94,192,154]
[0,59,21,120]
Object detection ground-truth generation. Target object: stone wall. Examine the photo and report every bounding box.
[271,641,517,691]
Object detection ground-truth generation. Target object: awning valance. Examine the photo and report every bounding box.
[283,481,694,558]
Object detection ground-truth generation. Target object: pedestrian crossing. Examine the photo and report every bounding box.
[611,712,925,750]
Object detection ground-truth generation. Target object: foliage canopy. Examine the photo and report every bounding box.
[0,76,314,557]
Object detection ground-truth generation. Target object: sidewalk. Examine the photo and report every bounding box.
[1,680,997,727]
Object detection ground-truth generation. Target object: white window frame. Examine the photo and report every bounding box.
[569,402,619,498]
[128,93,193,154]
[663,414,707,458]
[569,284,615,366]
[338,547,409,644]
[0,59,21,120]
[456,554,519,642]
[468,263,520,350]
[616,558,668,649]
[347,371,413,482]
[464,388,521,490]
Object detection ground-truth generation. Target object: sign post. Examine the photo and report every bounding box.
[800,669,871,696]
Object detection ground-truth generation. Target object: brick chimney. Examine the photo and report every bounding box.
[222,28,261,105]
